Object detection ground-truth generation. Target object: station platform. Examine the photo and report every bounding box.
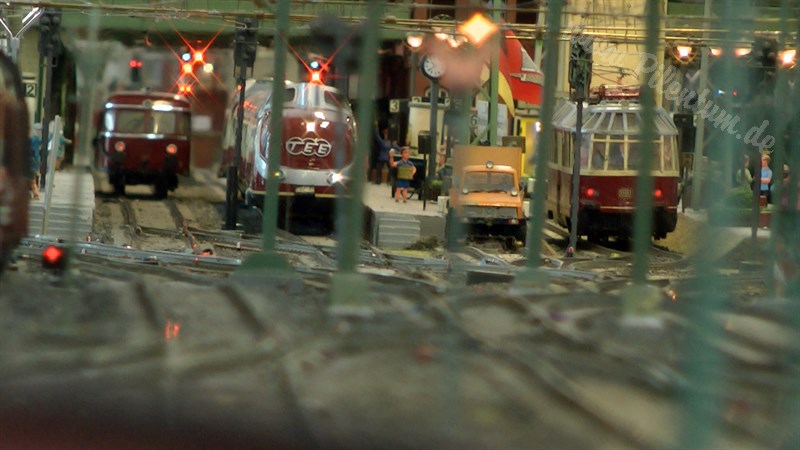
[362,182,446,249]
[27,166,95,240]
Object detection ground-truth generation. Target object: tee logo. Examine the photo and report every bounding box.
[285,137,332,157]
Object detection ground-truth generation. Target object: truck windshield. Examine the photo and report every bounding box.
[464,172,515,192]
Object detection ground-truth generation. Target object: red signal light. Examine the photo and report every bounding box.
[193,50,205,63]
[310,70,323,83]
[129,59,142,68]
[182,62,194,75]
[42,245,66,270]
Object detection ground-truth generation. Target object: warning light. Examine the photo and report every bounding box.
[182,62,194,75]
[193,50,205,63]
[178,84,193,94]
[310,70,323,83]
[128,59,142,68]
[42,245,66,271]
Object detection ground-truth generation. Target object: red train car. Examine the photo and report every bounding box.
[0,52,30,271]
[547,99,680,240]
[221,80,356,218]
[94,91,191,197]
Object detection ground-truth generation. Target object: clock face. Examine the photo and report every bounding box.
[421,54,446,80]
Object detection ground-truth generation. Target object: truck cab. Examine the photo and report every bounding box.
[448,146,527,243]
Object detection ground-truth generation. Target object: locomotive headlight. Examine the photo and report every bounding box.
[328,172,345,185]
[306,121,316,133]
[114,141,126,152]
[165,144,178,155]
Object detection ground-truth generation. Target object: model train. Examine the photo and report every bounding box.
[0,51,30,272]
[547,98,680,240]
[94,91,192,197]
[221,79,356,221]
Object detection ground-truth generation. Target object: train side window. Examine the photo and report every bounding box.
[627,142,639,170]
[103,111,115,132]
[285,88,296,103]
[608,143,624,170]
[591,141,606,170]
[663,137,675,170]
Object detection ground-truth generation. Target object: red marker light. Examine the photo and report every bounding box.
[129,59,142,68]
[42,245,66,270]
[654,188,663,199]
[166,144,178,154]
[585,187,598,198]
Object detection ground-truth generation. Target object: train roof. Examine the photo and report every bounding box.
[105,91,191,108]
[553,100,678,136]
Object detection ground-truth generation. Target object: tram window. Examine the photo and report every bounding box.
[608,143,624,170]
[627,142,660,171]
[151,112,178,134]
[103,111,115,132]
[591,142,606,170]
[114,110,146,133]
[609,114,624,131]
[664,137,675,170]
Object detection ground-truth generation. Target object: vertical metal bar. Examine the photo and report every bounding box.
[514,0,563,289]
[237,3,291,272]
[630,0,659,286]
[262,3,289,254]
[225,69,246,230]
[678,0,747,446]
[567,100,581,255]
[765,0,791,299]
[690,0,712,209]
[425,80,438,210]
[488,2,502,146]
[330,0,385,311]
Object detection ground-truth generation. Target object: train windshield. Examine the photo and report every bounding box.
[104,109,190,135]
[464,171,515,192]
[586,135,678,172]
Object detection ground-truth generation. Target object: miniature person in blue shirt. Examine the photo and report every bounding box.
[30,123,42,199]
[393,147,416,203]
[760,154,773,203]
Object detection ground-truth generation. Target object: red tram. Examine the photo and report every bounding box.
[221,79,356,217]
[0,52,30,272]
[547,99,680,240]
[94,91,191,197]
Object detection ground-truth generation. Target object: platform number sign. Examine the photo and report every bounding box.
[23,82,37,98]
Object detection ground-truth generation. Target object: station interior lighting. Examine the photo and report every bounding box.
[459,13,498,47]
[309,59,322,70]
[202,63,214,73]
[675,45,692,59]
[734,47,752,57]
[780,49,796,66]
[405,31,424,49]
[710,47,722,57]
[310,70,323,83]
[181,52,191,62]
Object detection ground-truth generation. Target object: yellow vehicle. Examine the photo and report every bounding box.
[448,145,526,243]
